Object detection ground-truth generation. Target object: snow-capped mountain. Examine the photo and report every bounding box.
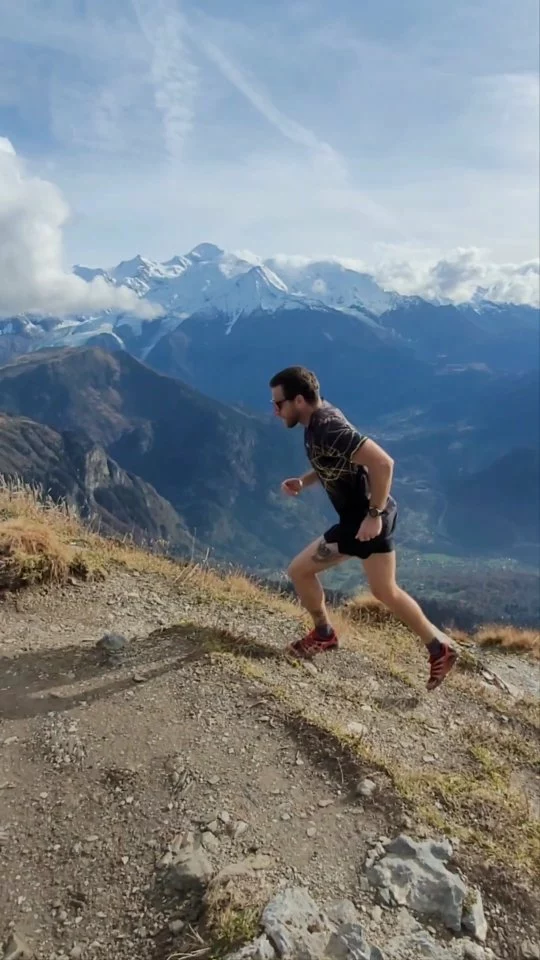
[1,243,538,385]
[265,256,394,317]
[70,242,384,326]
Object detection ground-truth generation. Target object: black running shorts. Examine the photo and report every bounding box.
[323,498,398,560]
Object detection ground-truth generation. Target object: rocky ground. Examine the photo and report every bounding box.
[1,566,539,960]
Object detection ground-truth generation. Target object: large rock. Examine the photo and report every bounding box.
[384,928,466,959]
[365,835,468,934]
[261,888,330,958]
[326,924,384,959]
[326,901,362,927]
[462,890,488,943]
[226,936,277,959]
[257,887,383,960]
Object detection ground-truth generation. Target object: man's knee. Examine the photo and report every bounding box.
[287,555,307,582]
[371,581,400,605]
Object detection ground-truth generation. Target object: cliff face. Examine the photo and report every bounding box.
[0,347,331,566]
[0,413,192,549]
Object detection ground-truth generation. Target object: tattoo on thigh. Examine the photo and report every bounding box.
[312,537,334,562]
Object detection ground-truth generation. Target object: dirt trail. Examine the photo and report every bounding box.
[1,571,539,960]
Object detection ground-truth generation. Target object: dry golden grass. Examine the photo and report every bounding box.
[444,622,539,659]
[0,479,296,612]
[474,624,540,659]
[0,477,80,534]
[1,477,538,668]
[0,518,90,590]
[342,590,397,626]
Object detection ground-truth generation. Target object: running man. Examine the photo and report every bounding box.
[270,365,458,690]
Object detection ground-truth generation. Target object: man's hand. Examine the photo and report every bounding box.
[356,515,383,541]
[281,477,303,497]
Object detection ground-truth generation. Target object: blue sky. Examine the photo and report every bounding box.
[0,0,538,290]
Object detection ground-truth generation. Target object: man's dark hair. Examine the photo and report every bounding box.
[269,366,320,402]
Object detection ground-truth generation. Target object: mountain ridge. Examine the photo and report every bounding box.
[1,243,537,376]
[0,347,333,568]
[0,412,193,549]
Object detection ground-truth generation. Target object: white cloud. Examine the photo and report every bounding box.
[267,245,540,306]
[191,32,346,180]
[132,0,197,161]
[0,139,160,318]
[373,246,540,306]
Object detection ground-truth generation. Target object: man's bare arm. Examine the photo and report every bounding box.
[300,469,320,488]
[351,438,394,508]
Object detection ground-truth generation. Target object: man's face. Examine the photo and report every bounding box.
[271,387,300,428]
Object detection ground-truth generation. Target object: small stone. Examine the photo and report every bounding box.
[166,835,213,894]
[306,827,317,838]
[357,778,377,799]
[318,799,334,808]
[168,920,185,936]
[3,737,18,746]
[371,906,382,923]
[346,722,368,737]
[202,832,220,854]
[521,941,540,960]
[219,810,231,825]
[70,948,83,960]
[212,854,274,883]
[3,931,34,959]
[233,821,249,839]
[464,943,487,960]
[96,633,126,655]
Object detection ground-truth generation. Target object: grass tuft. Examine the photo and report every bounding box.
[202,874,267,958]
[343,591,397,626]
[474,624,540,660]
[0,517,91,590]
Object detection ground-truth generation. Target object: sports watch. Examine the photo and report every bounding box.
[368,506,385,518]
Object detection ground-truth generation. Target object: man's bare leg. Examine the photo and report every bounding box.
[362,552,439,642]
[286,537,347,648]
[362,552,458,688]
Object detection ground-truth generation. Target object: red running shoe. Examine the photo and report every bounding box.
[427,642,458,690]
[287,628,339,659]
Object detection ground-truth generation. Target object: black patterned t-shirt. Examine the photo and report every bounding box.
[304,402,370,517]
